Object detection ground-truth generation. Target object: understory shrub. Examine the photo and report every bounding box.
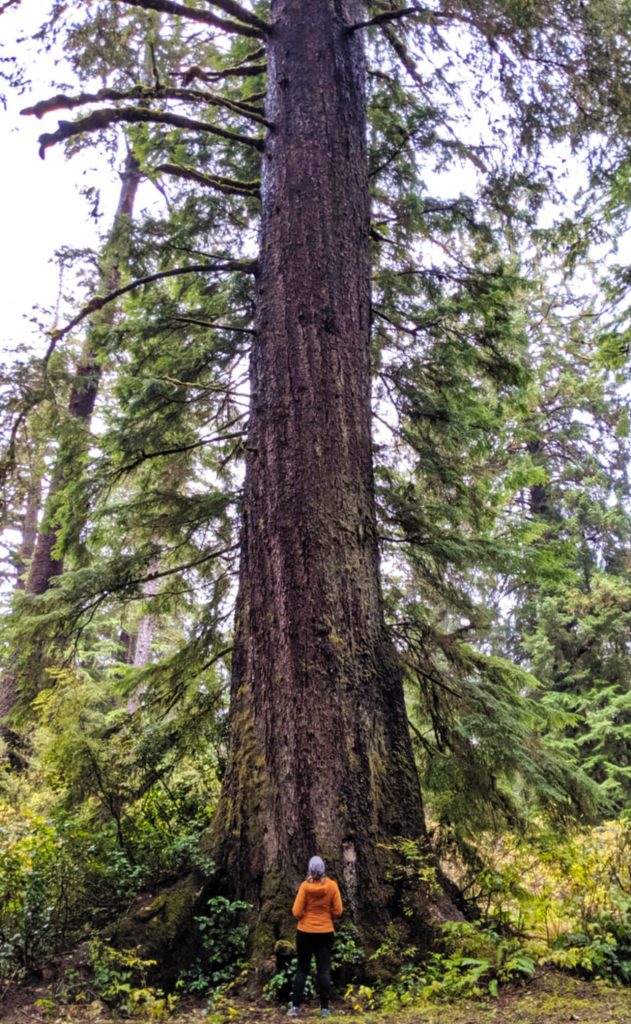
[176,896,252,995]
[0,794,213,979]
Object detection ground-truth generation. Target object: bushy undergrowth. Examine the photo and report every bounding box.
[342,816,631,1011]
[0,795,214,980]
[2,716,629,1018]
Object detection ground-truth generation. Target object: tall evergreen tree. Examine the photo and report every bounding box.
[1,0,630,947]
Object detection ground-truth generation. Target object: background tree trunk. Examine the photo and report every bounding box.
[211,0,457,947]
[0,153,141,732]
[13,472,42,590]
[26,152,141,595]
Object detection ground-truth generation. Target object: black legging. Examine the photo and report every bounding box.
[291,930,334,1009]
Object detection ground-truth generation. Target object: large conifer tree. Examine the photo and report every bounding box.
[1,0,630,949]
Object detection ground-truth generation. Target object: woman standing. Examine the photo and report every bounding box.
[287,855,343,1018]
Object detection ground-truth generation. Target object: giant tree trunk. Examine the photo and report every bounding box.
[211,0,455,947]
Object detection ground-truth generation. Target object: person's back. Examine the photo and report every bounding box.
[288,856,343,1018]
[293,877,342,933]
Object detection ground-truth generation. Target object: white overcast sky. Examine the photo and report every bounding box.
[0,1,122,357]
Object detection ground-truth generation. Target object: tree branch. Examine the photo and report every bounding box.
[383,26,426,87]
[167,316,254,334]
[205,0,270,34]
[119,427,247,473]
[183,61,267,83]
[129,545,238,588]
[156,161,260,198]
[349,5,426,31]
[22,84,270,127]
[111,0,266,38]
[407,716,434,755]
[182,45,266,84]
[50,259,257,344]
[37,106,264,159]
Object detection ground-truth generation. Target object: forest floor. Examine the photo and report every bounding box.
[2,972,630,1024]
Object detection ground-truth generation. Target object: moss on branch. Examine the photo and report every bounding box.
[37,106,264,159]
[22,85,269,127]
[155,162,261,199]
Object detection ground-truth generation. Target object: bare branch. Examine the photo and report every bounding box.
[349,5,424,31]
[50,259,257,345]
[0,0,20,13]
[111,0,265,38]
[22,84,270,126]
[156,161,260,198]
[37,106,264,159]
[205,0,270,34]
[183,61,267,83]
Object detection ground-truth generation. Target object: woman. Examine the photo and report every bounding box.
[287,855,343,1018]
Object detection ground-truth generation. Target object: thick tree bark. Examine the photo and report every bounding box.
[26,153,141,596]
[211,0,456,947]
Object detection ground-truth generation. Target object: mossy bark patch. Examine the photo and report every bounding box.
[106,876,199,981]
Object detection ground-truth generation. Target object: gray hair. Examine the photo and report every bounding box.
[308,855,325,880]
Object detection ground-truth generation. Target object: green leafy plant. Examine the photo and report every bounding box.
[87,941,178,1019]
[176,896,251,995]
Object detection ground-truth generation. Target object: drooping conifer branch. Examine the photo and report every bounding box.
[155,162,261,198]
[111,0,267,38]
[119,425,247,473]
[37,107,264,159]
[22,85,269,127]
[49,259,257,344]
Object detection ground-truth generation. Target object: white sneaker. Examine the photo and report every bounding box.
[287,1008,300,1017]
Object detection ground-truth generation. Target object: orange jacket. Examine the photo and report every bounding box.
[292,877,343,933]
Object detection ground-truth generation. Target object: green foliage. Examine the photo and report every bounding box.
[52,941,179,1019]
[0,674,221,980]
[545,916,631,983]
[176,896,251,995]
[331,923,366,977]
